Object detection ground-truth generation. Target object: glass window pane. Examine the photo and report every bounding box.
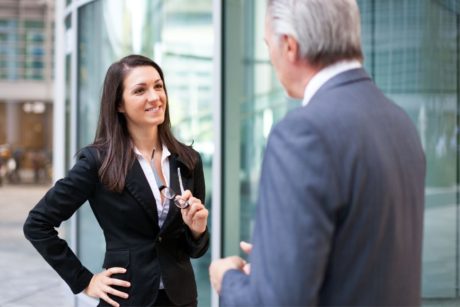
[222,0,291,257]
[357,0,458,301]
[160,2,214,305]
[76,0,213,304]
[225,0,460,305]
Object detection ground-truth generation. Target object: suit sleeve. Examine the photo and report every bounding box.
[184,152,209,258]
[23,147,99,294]
[220,113,341,306]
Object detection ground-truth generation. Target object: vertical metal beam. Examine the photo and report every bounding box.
[44,0,53,83]
[456,8,460,299]
[211,1,222,306]
[53,2,70,305]
[70,4,79,306]
[53,0,65,183]
[370,0,375,79]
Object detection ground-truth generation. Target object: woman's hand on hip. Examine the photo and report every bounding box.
[84,267,130,307]
[180,190,208,239]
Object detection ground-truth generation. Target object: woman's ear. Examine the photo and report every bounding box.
[117,102,125,113]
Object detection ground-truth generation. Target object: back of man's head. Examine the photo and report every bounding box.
[267,0,363,67]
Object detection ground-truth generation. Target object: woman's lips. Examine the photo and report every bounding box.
[145,106,160,112]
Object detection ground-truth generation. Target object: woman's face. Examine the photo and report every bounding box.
[119,65,167,130]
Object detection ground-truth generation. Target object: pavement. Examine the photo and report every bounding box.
[0,184,74,307]
[2,181,459,307]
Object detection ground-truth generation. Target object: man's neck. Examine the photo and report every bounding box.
[289,64,321,99]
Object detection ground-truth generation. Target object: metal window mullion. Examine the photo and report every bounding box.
[211,0,222,306]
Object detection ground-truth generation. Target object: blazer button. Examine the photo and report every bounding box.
[158,236,162,243]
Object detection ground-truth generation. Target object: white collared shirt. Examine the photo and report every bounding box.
[302,60,362,106]
[134,144,171,289]
[134,144,171,227]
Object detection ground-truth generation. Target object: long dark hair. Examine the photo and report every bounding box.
[92,54,197,193]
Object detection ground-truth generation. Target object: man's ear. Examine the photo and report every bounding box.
[283,34,300,63]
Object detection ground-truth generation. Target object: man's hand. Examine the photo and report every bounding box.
[209,256,246,294]
[240,241,253,274]
[84,267,130,307]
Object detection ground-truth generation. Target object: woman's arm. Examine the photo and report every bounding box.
[23,147,98,294]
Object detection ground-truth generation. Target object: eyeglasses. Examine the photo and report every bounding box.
[160,186,190,209]
[149,148,189,209]
[159,167,190,209]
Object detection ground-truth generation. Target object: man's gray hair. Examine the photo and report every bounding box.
[267,0,363,66]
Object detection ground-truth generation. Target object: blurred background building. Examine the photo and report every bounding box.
[0,0,54,185]
[1,0,459,306]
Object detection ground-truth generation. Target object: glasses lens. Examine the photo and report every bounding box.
[174,198,190,209]
[161,187,175,200]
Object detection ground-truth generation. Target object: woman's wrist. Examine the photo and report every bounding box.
[190,228,206,240]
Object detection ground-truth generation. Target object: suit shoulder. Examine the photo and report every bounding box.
[272,106,318,136]
[76,145,101,166]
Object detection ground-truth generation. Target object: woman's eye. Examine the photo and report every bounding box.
[155,84,164,90]
[134,88,145,94]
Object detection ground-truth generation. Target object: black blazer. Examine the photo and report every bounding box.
[23,146,209,306]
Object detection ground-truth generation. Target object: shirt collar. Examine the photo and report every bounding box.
[133,143,171,162]
[302,60,362,106]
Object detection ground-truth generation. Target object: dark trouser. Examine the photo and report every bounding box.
[153,289,175,306]
[153,289,197,307]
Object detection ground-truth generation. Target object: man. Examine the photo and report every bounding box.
[209,0,426,306]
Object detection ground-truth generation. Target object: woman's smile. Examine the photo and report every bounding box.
[145,105,161,113]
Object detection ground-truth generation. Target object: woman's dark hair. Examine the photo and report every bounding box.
[92,54,197,193]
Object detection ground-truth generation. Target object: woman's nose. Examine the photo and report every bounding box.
[147,89,159,101]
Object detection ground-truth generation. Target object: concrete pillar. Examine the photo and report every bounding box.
[5,101,19,147]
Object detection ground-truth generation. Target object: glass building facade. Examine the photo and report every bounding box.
[57,0,459,306]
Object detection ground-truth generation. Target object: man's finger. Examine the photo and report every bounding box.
[243,263,251,275]
[240,241,253,254]
[227,256,247,268]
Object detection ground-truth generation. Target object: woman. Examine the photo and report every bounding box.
[23,54,209,307]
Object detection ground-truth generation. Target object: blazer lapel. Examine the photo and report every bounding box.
[125,159,159,229]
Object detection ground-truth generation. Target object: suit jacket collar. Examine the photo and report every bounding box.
[311,68,371,102]
[303,60,362,106]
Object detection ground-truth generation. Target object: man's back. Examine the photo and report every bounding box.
[302,69,426,305]
[220,68,425,306]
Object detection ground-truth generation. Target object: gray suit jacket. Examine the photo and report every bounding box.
[221,69,426,306]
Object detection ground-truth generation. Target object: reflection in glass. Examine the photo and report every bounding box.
[358,0,458,301]
[223,0,289,259]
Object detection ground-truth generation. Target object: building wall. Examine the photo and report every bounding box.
[0,0,54,183]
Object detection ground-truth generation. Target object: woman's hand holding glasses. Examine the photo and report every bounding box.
[177,190,208,239]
